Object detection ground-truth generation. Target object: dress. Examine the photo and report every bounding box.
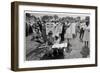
[83,25,90,41]
[53,23,62,37]
[71,23,76,34]
[64,23,72,39]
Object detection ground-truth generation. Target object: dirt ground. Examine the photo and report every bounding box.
[25,32,90,61]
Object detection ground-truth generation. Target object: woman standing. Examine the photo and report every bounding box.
[83,21,90,47]
[64,21,72,53]
[71,20,77,39]
[80,23,90,58]
[64,22,72,41]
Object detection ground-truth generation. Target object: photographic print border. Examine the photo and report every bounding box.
[11,1,98,71]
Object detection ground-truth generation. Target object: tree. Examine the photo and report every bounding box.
[54,15,58,20]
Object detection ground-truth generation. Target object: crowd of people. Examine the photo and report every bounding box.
[26,13,90,59]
